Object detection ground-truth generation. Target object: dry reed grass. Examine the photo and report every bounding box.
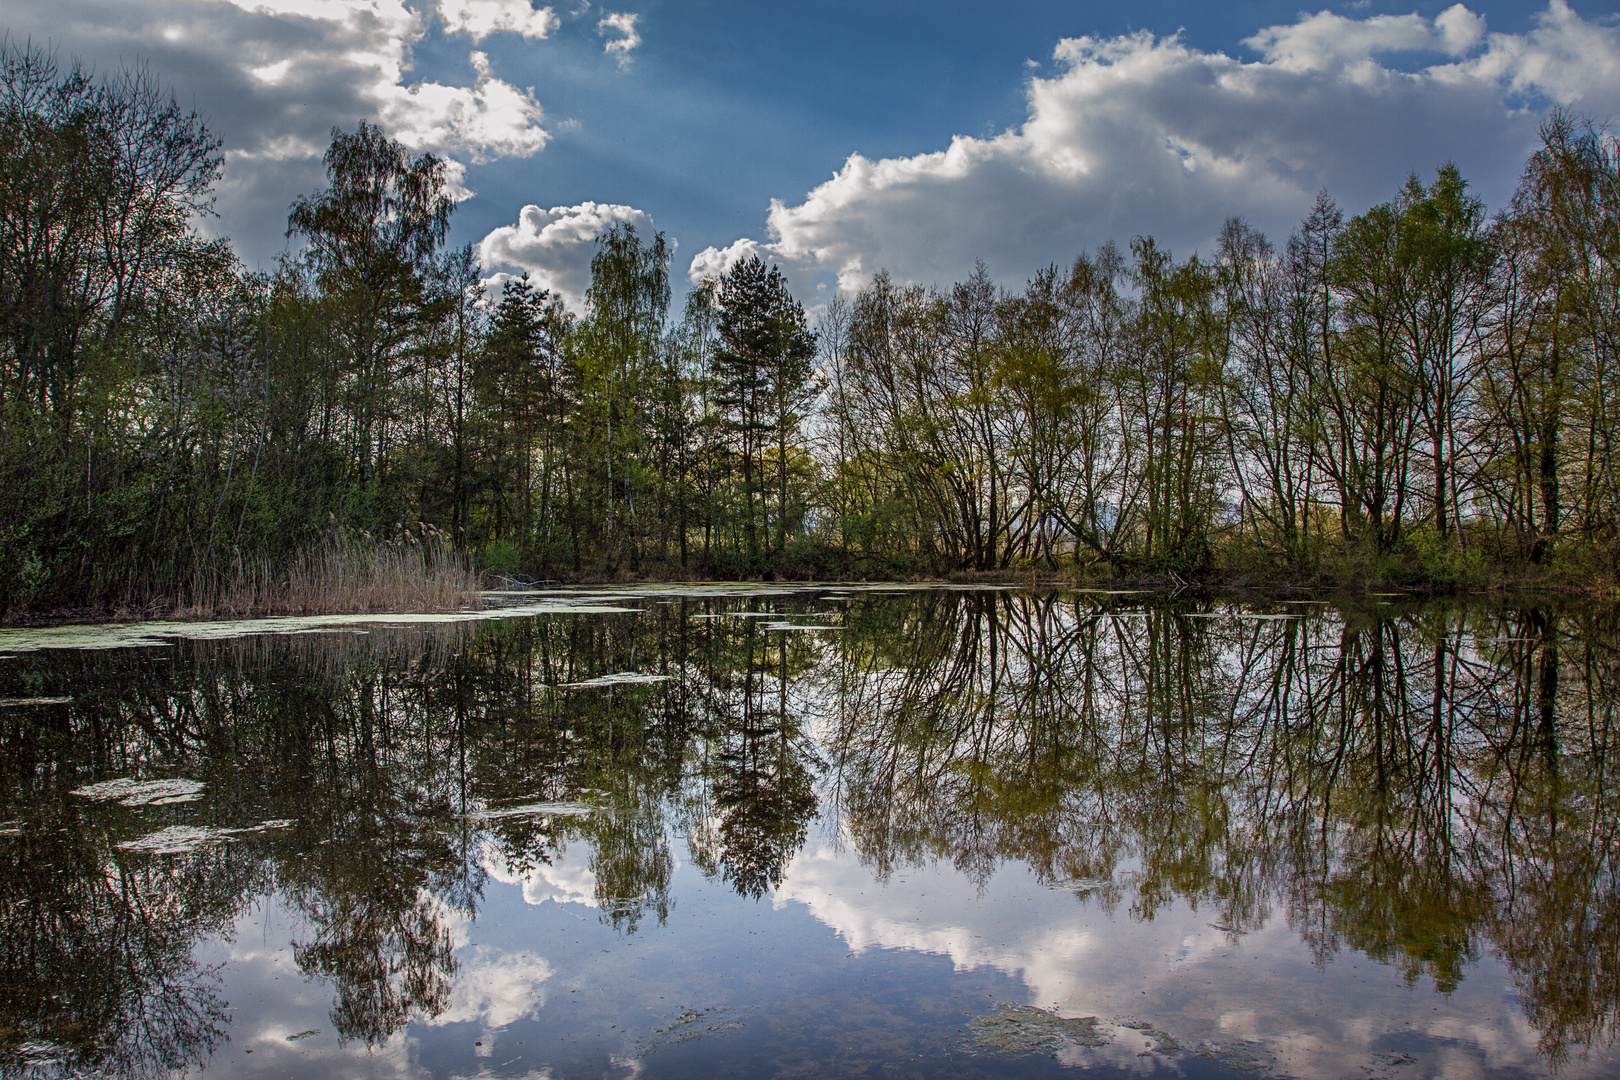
[178,531,485,620]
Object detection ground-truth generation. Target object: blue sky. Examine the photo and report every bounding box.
[455,1,1565,252]
[3,0,1615,308]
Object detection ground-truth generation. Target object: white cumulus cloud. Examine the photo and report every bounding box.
[202,0,549,164]
[438,0,558,42]
[478,200,656,311]
[599,11,639,63]
[1435,4,1489,55]
[0,0,555,264]
[691,1,1620,296]
[686,237,761,283]
[1244,11,1437,74]
[377,50,548,163]
[1454,0,1620,103]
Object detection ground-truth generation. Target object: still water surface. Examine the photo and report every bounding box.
[1,586,1616,1079]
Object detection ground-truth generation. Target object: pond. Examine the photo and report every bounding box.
[1,586,1616,1079]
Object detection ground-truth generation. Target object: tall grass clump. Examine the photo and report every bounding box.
[179,526,485,619]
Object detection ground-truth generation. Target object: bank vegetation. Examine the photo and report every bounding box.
[3,43,1620,618]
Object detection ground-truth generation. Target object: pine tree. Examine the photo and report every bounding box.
[713,255,815,564]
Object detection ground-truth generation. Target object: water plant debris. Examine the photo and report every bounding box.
[72,778,206,806]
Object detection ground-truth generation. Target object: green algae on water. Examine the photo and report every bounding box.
[967,1004,1111,1055]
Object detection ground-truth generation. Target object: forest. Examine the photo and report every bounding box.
[2,42,1619,617]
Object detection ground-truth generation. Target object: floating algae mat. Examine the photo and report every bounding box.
[117,824,238,854]
[968,1004,1112,1053]
[0,605,638,654]
[555,671,672,688]
[116,819,294,854]
[73,777,206,806]
[468,800,595,821]
[0,587,1613,1080]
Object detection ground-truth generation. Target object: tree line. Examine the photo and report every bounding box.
[822,138,1620,583]
[2,42,1619,613]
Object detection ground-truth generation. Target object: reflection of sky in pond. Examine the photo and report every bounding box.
[178,832,1565,1079]
[775,840,1551,1078]
[3,588,1617,1079]
[484,839,601,907]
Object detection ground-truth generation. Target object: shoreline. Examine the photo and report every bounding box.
[4,572,1610,630]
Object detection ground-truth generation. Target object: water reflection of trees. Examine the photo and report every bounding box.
[0,650,254,1080]
[818,593,1620,1067]
[0,607,826,1071]
[686,627,820,900]
[0,828,243,1080]
[1,594,1618,1072]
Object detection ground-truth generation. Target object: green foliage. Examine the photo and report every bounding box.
[475,536,522,577]
[565,223,673,575]
[1402,524,1487,587]
[712,254,817,568]
[4,48,1620,613]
